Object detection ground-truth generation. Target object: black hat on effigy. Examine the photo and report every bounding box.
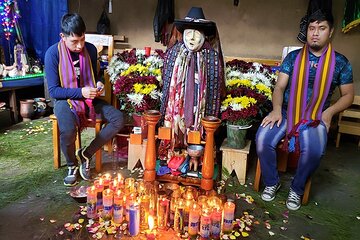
[297,0,334,43]
[174,7,216,36]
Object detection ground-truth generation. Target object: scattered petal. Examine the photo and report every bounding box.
[269,231,275,236]
[357,216,360,220]
[280,226,288,231]
[222,234,229,239]
[58,230,64,235]
[234,231,241,237]
[282,210,289,219]
[230,234,236,239]
[78,218,84,224]
[241,232,249,237]
[306,214,313,220]
[49,219,56,223]
[40,217,44,221]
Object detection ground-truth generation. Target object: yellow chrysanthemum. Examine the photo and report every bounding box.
[255,83,272,99]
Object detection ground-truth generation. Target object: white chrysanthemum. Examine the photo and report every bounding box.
[230,103,243,111]
[150,90,162,100]
[127,93,144,107]
[226,69,242,79]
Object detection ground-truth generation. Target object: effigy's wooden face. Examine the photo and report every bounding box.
[183,29,205,52]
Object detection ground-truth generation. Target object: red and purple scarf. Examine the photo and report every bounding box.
[58,40,96,131]
[284,43,335,154]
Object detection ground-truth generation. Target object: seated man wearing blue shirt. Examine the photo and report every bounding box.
[256,7,354,210]
[45,13,124,186]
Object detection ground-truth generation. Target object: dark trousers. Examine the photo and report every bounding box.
[54,99,124,167]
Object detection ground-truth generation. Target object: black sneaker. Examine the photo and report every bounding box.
[76,148,91,181]
[64,166,79,187]
[286,188,301,210]
[261,183,281,202]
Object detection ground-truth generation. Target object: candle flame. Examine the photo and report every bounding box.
[148,215,154,231]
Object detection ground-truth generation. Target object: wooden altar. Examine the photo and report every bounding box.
[130,110,221,191]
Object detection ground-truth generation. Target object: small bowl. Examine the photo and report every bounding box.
[69,185,88,203]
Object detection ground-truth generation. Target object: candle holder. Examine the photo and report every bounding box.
[143,110,161,182]
[200,116,221,191]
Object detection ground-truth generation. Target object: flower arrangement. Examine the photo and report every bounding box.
[221,59,277,126]
[107,48,164,115]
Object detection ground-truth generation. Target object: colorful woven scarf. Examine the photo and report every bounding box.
[160,41,222,149]
[284,43,335,154]
[58,40,96,131]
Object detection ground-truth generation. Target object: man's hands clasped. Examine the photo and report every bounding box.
[81,82,104,99]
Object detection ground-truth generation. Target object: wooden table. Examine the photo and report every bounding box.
[0,74,44,122]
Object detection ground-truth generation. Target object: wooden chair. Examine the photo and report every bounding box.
[50,115,105,173]
[336,95,360,148]
[51,34,115,173]
[253,140,312,205]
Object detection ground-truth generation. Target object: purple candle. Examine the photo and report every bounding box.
[129,203,140,236]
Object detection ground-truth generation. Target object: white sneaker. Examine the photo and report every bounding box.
[261,183,281,201]
[286,188,302,210]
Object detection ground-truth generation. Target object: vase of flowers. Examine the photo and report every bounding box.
[221,59,277,148]
[107,48,164,137]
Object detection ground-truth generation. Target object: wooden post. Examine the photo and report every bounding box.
[143,110,161,182]
[200,116,221,190]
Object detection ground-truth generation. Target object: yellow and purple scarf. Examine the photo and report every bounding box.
[58,40,96,131]
[284,43,335,154]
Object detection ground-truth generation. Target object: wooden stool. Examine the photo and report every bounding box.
[220,139,251,184]
[50,114,109,173]
[253,142,312,205]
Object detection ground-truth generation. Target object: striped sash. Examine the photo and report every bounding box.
[285,43,335,152]
[58,40,96,131]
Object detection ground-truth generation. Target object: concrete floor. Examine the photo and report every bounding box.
[0,126,359,240]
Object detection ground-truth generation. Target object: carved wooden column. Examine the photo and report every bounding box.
[143,110,161,182]
[201,116,221,190]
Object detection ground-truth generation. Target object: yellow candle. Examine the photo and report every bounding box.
[86,186,97,219]
[188,203,200,237]
[222,201,235,233]
[113,190,123,224]
[102,189,113,221]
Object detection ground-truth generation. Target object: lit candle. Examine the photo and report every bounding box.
[110,179,118,192]
[86,186,97,219]
[102,173,112,189]
[188,202,200,237]
[117,173,124,186]
[140,194,150,230]
[113,189,123,224]
[126,193,136,222]
[129,203,140,236]
[211,206,222,239]
[94,179,104,212]
[199,205,211,239]
[102,189,113,221]
[146,215,156,240]
[174,198,185,233]
[157,196,169,230]
[222,201,235,234]
[125,177,135,194]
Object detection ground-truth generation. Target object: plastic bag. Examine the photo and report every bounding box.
[96,10,110,34]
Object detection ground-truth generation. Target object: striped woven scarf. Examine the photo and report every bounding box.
[58,40,96,131]
[284,43,335,153]
[160,41,222,149]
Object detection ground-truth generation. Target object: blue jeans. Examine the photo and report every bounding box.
[255,117,327,195]
[54,99,124,167]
